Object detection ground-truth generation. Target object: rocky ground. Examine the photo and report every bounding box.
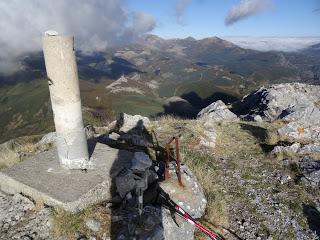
[0,83,320,240]
[0,191,51,240]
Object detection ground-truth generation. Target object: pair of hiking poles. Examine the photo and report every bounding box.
[156,187,222,240]
[151,133,222,239]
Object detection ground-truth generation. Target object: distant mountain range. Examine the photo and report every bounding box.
[0,35,319,142]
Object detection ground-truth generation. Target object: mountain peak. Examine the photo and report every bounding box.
[143,34,164,42]
[184,36,196,41]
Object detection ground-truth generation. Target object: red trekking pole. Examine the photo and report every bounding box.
[157,188,222,240]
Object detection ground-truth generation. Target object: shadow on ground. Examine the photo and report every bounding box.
[239,123,275,153]
[94,120,166,239]
[155,91,239,119]
[303,204,320,237]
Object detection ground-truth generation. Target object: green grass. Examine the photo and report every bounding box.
[0,79,53,143]
[111,94,164,117]
[52,205,112,239]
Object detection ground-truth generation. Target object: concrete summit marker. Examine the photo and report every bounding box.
[0,32,120,212]
[42,31,89,169]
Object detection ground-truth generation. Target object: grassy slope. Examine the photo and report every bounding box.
[0,117,318,239]
[0,79,54,143]
[150,118,319,239]
[0,79,164,143]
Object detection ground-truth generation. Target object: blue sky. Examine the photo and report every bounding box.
[127,0,320,38]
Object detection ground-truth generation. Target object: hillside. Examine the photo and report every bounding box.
[0,82,319,239]
[0,35,319,143]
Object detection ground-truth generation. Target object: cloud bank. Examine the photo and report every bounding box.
[225,0,272,25]
[223,37,320,52]
[0,0,156,74]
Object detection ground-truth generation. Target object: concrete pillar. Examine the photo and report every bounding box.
[42,31,89,169]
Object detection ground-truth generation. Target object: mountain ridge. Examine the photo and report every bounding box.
[0,34,319,142]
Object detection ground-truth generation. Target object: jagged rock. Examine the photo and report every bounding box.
[0,192,51,239]
[164,97,198,118]
[0,139,15,151]
[38,132,56,145]
[271,143,301,157]
[199,121,217,148]
[85,218,101,232]
[277,122,320,143]
[197,100,238,122]
[253,115,263,122]
[117,113,150,133]
[298,157,320,187]
[272,142,320,159]
[85,125,96,139]
[238,83,320,121]
[278,174,292,184]
[278,105,320,124]
[115,113,153,147]
[238,83,320,143]
[298,143,320,155]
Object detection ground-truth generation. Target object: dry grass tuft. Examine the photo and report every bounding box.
[0,149,20,169]
[0,135,48,169]
[51,206,111,239]
[52,208,94,239]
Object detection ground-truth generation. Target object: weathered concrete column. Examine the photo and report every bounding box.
[42,31,89,169]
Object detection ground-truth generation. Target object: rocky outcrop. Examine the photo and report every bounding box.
[298,157,320,187]
[0,192,51,239]
[238,83,320,121]
[197,100,238,122]
[238,83,320,143]
[113,113,153,147]
[271,143,301,157]
[199,121,217,148]
[116,113,150,133]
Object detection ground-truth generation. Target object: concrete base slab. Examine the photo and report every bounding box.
[0,143,133,212]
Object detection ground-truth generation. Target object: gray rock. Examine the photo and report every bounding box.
[298,143,320,154]
[117,113,150,133]
[0,192,51,239]
[277,122,320,143]
[85,125,96,139]
[253,115,263,122]
[298,157,320,187]
[38,132,56,145]
[239,83,320,143]
[238,83,320,121]
[276,104,320,143]
[0,139,15,152]
[278,174,292,184]
[85,218,101,232]
[197,100,238,122]
[271,143,301,156]
[279,105,320,124]
[198,120,217,148]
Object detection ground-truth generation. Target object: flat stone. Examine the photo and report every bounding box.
[0,143,134,212]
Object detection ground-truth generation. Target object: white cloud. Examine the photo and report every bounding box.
[0,0,156,74]
[223,37,320,52]
[225,0,272,26]
[174,0,192,25]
